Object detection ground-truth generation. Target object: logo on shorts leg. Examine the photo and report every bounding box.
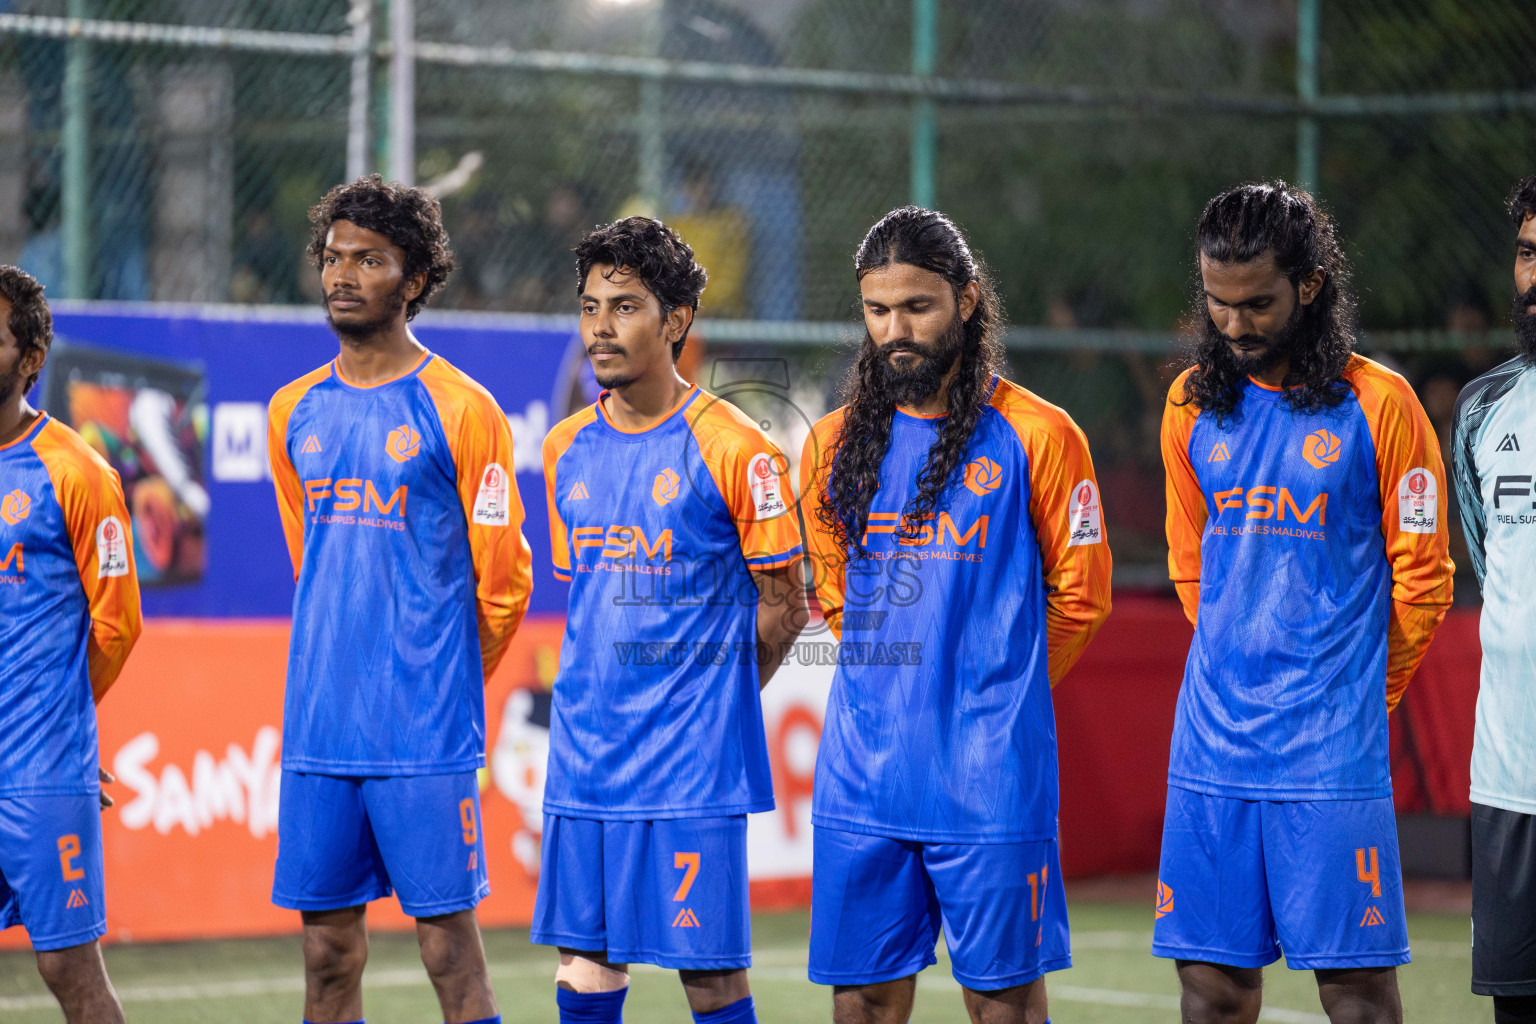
[672,908,701,928]
[1155,879,1175,919]
[1360,906,1385,927]
[64,889,89,909]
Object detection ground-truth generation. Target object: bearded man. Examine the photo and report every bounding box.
[799,206,1113,1024]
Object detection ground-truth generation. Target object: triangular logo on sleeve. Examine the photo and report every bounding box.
[1496,433,1520,453]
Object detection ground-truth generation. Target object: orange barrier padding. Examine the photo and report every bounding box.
[1,617,567,947]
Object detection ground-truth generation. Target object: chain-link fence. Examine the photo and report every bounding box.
[2,0,1533,586]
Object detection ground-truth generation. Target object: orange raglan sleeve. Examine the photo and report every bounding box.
[1013,396,1112,685]
[420,362,534,680]
[1353,363,1455,711]
[798,412,847,640]
[38,434,143,703]
[1162,371,1206,626]
[454,389,533,681]
[267,390,306,580]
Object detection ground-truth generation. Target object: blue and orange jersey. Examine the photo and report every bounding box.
[799,377,1113,843]
[0,413,142,797]
[1162,354,1454,800]
[268,351,533,776]
[541,386,802,819]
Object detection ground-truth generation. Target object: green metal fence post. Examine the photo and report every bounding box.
[910,0,937,209]
[61,0,92,298]
[1297,0,1320,193]
[637,0,665,213]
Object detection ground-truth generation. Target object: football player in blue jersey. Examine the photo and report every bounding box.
[1452,176,1536,1024]
[0,265,142,1023]
[800,208,1113,1024]
[267,176,533,1024]
[1157,183,1453,1024]
[534,217,806,1024]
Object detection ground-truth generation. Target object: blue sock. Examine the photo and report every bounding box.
[452,1018,501,1024]
[556,986,627,1024]
[692,995,757,1024]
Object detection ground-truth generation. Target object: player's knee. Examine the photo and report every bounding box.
[34,947,90,997]
[302,927,367,988]
[556,952,630,993]
[418,930,482,983]
[1179,977,1262,1023]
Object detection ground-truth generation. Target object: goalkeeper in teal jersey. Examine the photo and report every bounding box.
[1453,176,1536,1024]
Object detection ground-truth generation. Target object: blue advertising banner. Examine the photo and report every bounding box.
[39,302,585,617]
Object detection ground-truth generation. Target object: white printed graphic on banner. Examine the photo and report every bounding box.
[1067,479,1103,547]
[211,403,269,481]
[113,727,282,839]
[1397,468,1438,534]
[473,463,511,526]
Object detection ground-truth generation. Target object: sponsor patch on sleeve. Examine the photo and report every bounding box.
[96,516,130,577]
[747,452,789,520]
[1396,467,1438,534]
[1066,478,1103,547]
[472,462,510,526]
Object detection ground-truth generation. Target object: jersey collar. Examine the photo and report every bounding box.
[0,410,48,454]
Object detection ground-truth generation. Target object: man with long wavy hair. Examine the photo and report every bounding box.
[1155,181,1454,1024]
[799,207,1112,1024]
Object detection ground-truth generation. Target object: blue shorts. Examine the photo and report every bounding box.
[272,770,489,918]
[531,814,750,970]
[809,826,1071,991]
[0,794,108,952]
[1153,786,1410,970]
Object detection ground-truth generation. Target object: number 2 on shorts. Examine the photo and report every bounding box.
[57,835,84,881]
[673,852,700,902]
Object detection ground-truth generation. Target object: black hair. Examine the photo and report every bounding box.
[573,216,708,361]
[1178,181,1357,422]
[1508,176,1536,228]
[816,206,1004,555]
[306,174,455,321]
[0,265,52,394]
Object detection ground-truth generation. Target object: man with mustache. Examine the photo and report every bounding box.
[0,264,141,1023]
[799,207,1112,1024]
[534,217,804,1024]
[1451,176,1536,1024]
[1156,182,1454,1024]
[266,175,532,1024]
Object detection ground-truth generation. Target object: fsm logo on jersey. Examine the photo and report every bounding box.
[0,489,31,525]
